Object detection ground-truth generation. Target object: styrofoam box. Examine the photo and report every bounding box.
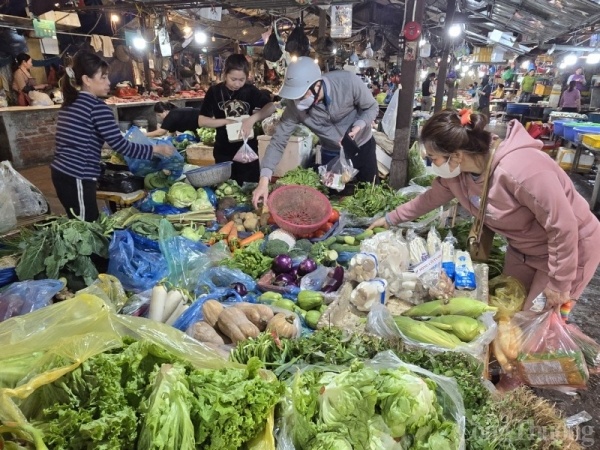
[39,10,81,27]
[258,135,313,178]
[226,115,253,142]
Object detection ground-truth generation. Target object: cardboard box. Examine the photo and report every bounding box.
[258,135,313,178]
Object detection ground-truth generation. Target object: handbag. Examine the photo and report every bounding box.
[468,139,502,262]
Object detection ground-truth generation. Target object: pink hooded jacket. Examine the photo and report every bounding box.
[387,120,600,294]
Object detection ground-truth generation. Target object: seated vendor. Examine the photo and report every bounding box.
[146,101,202,137]
[12,53,47,106]
[492,83,505,99]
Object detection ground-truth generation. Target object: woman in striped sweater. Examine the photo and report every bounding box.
[51,52,173,221]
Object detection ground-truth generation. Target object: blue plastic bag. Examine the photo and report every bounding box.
[123,127,184,179]
[107,230,167,293]
[0,279,63,322]
[158,219,210,292]
[172,294,244,332]
[195,267,257,297]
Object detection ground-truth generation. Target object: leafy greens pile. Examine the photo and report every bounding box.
[15,216,111,286]
[283,360,460,450]
[6,338,281,450]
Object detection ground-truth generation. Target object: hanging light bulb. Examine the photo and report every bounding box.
[133,36,146,50]
[195,31,207,44]
[211,34,216,42]
[448,24,462,38]
[183,25,191,35]
[587,52,600,65]
[110,14,119,23]
[564,54,578,66]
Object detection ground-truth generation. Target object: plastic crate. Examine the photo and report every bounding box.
[573,126,600,144]
[582,134,600,150]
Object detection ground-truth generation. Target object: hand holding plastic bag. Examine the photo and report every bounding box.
[233,138,259,164]
[512,310,588,390]
[318,147,358,191]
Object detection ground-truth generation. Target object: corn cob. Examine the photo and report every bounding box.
[402,297,497,318]
[428,315,486,342]
[394,316,461,349]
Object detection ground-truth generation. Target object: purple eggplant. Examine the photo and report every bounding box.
[273,273,296,287]
[231,282,248,296]
[297,258,317,276]
[321,266,344,293]
[272,254,293,274]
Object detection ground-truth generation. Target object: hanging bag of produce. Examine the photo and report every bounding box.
[284,20,310,56]
[318,147,358,191]
[263,25,283,63]
[233,138,259,164]
[512,310,589,390]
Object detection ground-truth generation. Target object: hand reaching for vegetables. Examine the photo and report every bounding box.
[252,177,270,208]
[367,216,389,231]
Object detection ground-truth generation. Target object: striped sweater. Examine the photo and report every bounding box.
[52,92,153,180]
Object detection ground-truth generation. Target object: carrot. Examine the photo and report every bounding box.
[239,231,264,247]
[218,220,235,236]
[228,226,239,251]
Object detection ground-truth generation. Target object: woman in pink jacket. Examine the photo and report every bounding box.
[370,109,600,316]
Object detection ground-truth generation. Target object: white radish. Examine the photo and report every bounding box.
[148,285,167,322]
[162,289,184,323]
[165,302,188,326]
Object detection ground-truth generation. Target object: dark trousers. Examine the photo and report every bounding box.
[321,136,379,184]
[51,168,99,221]
[214,138,260,185]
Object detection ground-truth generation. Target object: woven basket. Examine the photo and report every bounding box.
[186,144,215,166]
[186,162,232,187]
[267,185,332,236]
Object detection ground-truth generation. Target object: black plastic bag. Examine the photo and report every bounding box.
[285,23,310,56]
[264,31,283,62]
[97,172,144,193]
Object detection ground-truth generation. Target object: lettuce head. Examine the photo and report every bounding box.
[167,182,197,208]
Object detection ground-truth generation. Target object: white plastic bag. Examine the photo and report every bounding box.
[0,161,47,218]
[232,138,259,164]
[0,173,17,233]
[382,90,399,140]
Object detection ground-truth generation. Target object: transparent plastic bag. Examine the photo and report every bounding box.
[276,349,465,450]
[0,293,276,450]
[0,182,17,233]
[488,275,527,320]
[107,230,168,293]
[512,310,588,390]
[565,323,600,372]
[158,219,210,292]
[395,184,443,233]
[381,90,399,140]
[77,274,128,312]
[233,138,259,164]
[318,147,358,191]
[366,303,497,360]
[360,230,410,297]
[0,161,48,218]
[0,279,63,322]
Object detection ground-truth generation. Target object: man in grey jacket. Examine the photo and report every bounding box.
[252,57,379,207]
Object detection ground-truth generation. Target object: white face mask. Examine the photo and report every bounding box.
[295,94,315,111]
[431,157,461,179]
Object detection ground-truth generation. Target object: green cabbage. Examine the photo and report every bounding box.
[167,182,197,208]
[151,190,166,204]
[180,226,202,242]
[377,368,439,438]
[287,362,459,450]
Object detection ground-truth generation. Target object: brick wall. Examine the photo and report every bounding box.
[0,108,59,169]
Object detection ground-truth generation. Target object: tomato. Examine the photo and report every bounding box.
[267,214,276,225]
[320,221,334,232]
[314,230,326,238]
[328,209,340,223]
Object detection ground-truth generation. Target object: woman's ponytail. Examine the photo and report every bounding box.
[61,72,79,107]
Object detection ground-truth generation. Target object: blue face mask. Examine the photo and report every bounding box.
[295,94,315,111]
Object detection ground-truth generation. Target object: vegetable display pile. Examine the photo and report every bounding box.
[1,338,281,450]
[196,127,216,146]
[276,167,325,192]
[340,181,406,218]
[221,240,273,279]
[16,216,110,286]
[282,359,460,449]
[215,180,250,203]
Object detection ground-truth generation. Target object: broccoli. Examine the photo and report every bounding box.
[264,239,291,258]
[294,239,313,253]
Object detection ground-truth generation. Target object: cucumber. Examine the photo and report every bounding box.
[355,229,374,241]
[323,236,338,248]
[330,243,361,253]
[373,227,387,234]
